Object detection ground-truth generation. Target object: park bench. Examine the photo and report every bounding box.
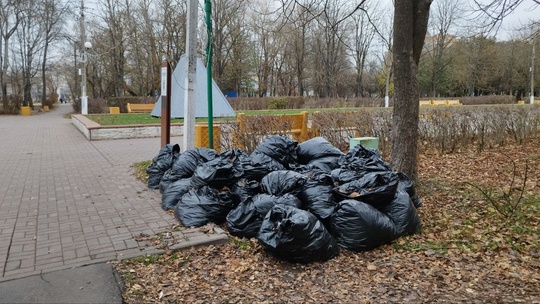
[423,99,462,106]
[236,112,308,141]
[127,103,155,113]
[445,100,462,106]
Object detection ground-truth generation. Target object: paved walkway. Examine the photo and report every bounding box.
[0,104,226,282]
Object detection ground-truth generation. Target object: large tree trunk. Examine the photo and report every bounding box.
[1,39,8,110]
[41,43,49,106]
[391,0,431,181]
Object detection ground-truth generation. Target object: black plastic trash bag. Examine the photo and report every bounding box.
[191,157,244,188]
[257,205,340,263]
[231,179,260,205]
[382,190,422,236]
[162,178,192,211]
[170,148,218,179]
[397,172,422,208]
[252,135,298,168]
[241,152,286,181]
[226,193,301,238]
[329,199,398,251]
[220,148,249,163]
[175,186,234,227]
[335,171,399,209]
[299,170,337,224]
[159,169,180,193]
[338,144,392,173]
[147,143,180,189]
[305,156,341,173]
[331,168,368,185]
[260,170,307,196]
[296,137,343,164]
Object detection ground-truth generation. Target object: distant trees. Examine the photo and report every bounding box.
[0,0,538,111]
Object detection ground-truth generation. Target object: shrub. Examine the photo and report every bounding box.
[0,95,23,115]
[267,98,287,109]
[72,97,109,114]
[226,104,540,157]
[460,95,515,105]
[227,97,384,111]
[44,92,59,108]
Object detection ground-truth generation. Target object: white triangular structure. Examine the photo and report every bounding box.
[151,54,236,118]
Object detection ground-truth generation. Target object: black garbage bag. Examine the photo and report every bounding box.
[162,178,192,211]
[240,152,286,181]
[191,157,244,188]
[331,168,367,185]
[299,170,337,224]
[170,148,218,179]
[338,144,392,173]
[159,168,180,193]
[335,171,399,209]
[147,143,180,189]
[226,193,302,238]
[257,205,340,263]
[329,199,398,251]
[306,156,341,173]
[175,186,234,227]
[252,135,298,168]
[296,137,343,164]
[397,172,422,208]
[260,170,307,196]
[382,190,422,236]
[220,148,249,162]
[231,179,261,205]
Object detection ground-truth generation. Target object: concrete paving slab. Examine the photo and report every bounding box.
[0,263,122,304]
[0,104,228,284]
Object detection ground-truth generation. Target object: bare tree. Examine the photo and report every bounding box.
[15,1,44,108]
[96,0,127,97]
[134,0,161,96]
[0,0,22,110]
[122,0,156,96]
[473,0,540,35]
[39,0,68,107]
[310,0,352,98]
[423,0,462,97]
[249,2,281,97]
[349,5,379,97]
[157,0,186,68]
[211,0,248,91]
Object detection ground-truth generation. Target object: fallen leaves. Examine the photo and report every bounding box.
[116,140,540,303]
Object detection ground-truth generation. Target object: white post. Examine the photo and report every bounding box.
[531,38,535,105]
[183,0,198,152]
[384,63,391,108]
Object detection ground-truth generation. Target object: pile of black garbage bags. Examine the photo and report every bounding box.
[147,136,422,263]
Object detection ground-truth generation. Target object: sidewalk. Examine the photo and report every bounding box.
[0,105,226,287]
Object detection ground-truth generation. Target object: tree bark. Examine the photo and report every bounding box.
[391,0,432,181]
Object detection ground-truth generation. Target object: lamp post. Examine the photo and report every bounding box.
[81,41,92,114]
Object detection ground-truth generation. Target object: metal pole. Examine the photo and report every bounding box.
[205,0,213,149]
[183,0,198,152]
[80,0,88,115]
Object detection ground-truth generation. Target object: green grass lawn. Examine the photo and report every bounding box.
[87,108,379,126]
[88,114,186,126]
